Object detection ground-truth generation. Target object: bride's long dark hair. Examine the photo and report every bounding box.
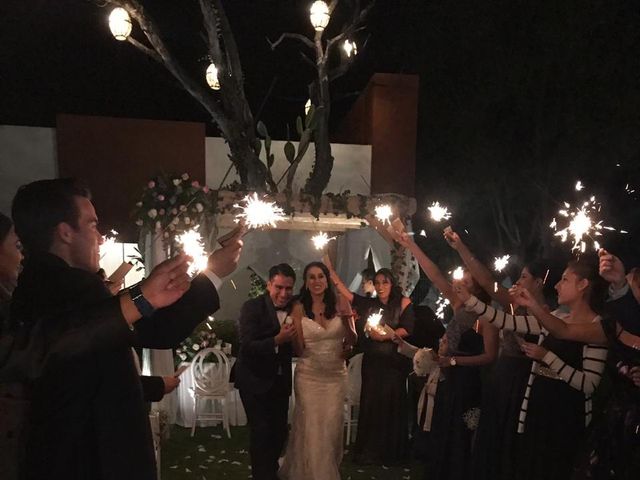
[299,261,337,319]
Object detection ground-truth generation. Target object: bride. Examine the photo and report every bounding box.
[279,261,357,480]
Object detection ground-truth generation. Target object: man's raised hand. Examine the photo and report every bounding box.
[598,249,626,289]
[208,227,244,278]
[141,254,192,309]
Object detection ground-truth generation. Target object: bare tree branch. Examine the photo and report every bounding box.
[211,0,244,82]
[299,51,316,69]
[267,33,315,51]
[198,0,223,64]
[126,36,161,63]
[105,0,225,122]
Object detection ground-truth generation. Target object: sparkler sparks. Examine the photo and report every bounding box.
[427,201,452,222]
[176,228,208,275]
[311,232,335,250]
[575,180,584,191]
[452,266,464,280]
[374,204,393,225]
[366,309,384,329]
[100,230,119,258]
[550,195,615,253]
[234,193,285,229]
[493,255,511,272]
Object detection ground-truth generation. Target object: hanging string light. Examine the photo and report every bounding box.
[309,1,330,31]
[109,7,132,41]
[343,39,358,57]
[206,63,221,90]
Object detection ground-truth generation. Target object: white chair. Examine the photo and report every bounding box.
[149,410,162,479]
[189,348,232,438]
[344,353,363,446]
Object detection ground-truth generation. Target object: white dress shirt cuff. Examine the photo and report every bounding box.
[202,269,223,291]
[608,281,629,301]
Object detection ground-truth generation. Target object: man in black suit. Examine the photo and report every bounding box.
[234,263,296,480]
[8,178,243,480]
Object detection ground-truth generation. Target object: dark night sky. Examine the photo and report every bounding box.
[0,0,423,134]
[1,0,639,262]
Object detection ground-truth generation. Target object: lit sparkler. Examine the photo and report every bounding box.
[311,232,335,250]
[100,229,119,259]
[427,201,452,222]
[365,309,395,336]
[366,309,384,329]
[493,255,511,273]
[234,193,285,229]
[176,228,208,275]
[374,204,393,225]
[452,266,464,280]
[550,196,614,252]
[575,180,584,191]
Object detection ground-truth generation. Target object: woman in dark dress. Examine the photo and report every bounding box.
[326,261,415,465]
[444,229,551,480]
[514,250,640,479]
[457,254,609,480]
[396,230,499,480]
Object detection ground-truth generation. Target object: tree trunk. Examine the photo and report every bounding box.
[304,77,334,197]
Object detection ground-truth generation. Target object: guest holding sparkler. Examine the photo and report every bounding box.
[443,229,552,480]
[324,257,415,465]
[505,249,639,479]
[454,254,608,480]
[392,228,498,480]
[0,212,25,479]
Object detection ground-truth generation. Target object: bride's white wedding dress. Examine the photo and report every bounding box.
[278,316,347,480]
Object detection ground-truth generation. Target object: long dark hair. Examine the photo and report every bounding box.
[0,212,12,244]
[299,262,337,319]
[374,268,405,320]
[567,254,607,315]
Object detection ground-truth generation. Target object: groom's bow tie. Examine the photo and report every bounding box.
[275,306,288,312]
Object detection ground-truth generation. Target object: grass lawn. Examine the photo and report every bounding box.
[162,425,424,480]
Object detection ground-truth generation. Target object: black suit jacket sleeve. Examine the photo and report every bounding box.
[48,273,219,359]
[238,299,277,356]
[133,273,220,349]
[140,375,166,402]
[607,288,640,335]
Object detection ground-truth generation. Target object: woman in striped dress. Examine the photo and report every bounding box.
[511,249,640,479]
[454,255,608,480]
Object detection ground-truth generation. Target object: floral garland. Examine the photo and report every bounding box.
[132,172,217,246]
[175,324,218,365]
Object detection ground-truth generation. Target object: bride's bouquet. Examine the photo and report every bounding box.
[396,340,438,377]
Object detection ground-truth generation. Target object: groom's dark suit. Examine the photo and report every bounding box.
[234,293,292,480]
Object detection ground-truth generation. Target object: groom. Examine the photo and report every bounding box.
[234,263,297,480]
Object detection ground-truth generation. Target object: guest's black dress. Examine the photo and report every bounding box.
[586,316,640,479]
[423,308,483,480]
[352,294,415,465]
[472,329,537,480]
[517,335,587,480]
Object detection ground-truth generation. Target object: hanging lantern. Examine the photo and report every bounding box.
[343,39,358,58]
[109,7,132,41]
[206,63,221,90]
[304,99,312,115]
[309,1,330,32]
